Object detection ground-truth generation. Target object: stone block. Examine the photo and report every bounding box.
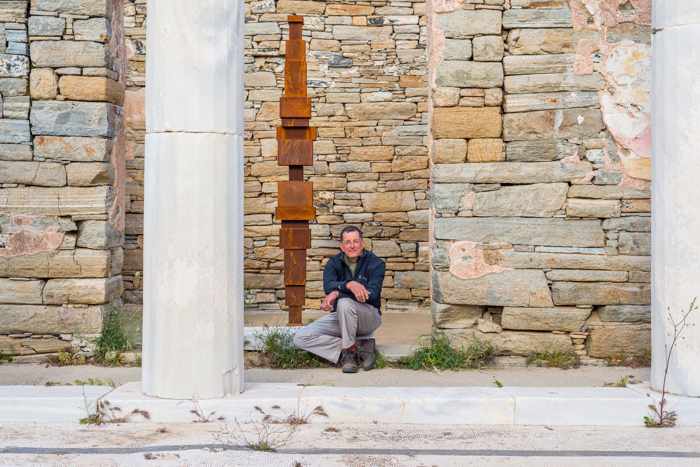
[371,240,401,258]
[0,279,44,304]
[3,96,30,119]
[433,160,592,184]
[59,76,123,104]
[443,39,472,60]
[500,251,650,272]
[329,161,370,173]
[245,272,282,289]
[0,161,66,187]
[43,276,122,305]
[326,4,374,15]
[34,136,111,162]
[32,0,109,16]
[392,156,427,172]
[467,138,504,162]
[0,336,72,356]
[436,9,502,38]
[0,119,30,144]
[0,53,29,78]
[0,144,32,161]
[395,271,430,289]
[435,217,605,247]
[447,329,574,356]
[551,282,650,306]
[504,54,576,76]
[66,162,114,186]
[0,304,103,334]
[618,232,651,255]
[602,217,651,232]
[76,220,121,248]
[473,36,504,62]
[503,109,604,141]
[505,73,603,94]
[0,1,27,22]
[432,139,467,164]
[349,146,394,161]
[566,199,621,218]
[504,91,599,113]
[436,61,503,88]
[545,270,628,282]
[0,186,112,215]
[346,102,416,120]
[244,71,276,88]
[31,101,116,137]
[0,78,27,97]
[73,18,110,42]
[503,8,572,28]
[28,16,65,36]
[244,22,280,36]
[432,107,502,139]
[506,140,578,162]
[0,249,111,278]
[30,41,106,68]
[277,0,326,14]
[361,192,416,212]
[474,183,567,217]
[507,29,574,55]
[309,176,346,191]
[333,26,393,41]
[432,303,483,329]
[29,68,58,100]
[501,307,591,332]
[587,324,651,358]
[433,270,553,307]
[598,305,650,323]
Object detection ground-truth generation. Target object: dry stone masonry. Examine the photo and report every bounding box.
[0,0,125,361]
[0,0,652,362]
[429,0,651,363]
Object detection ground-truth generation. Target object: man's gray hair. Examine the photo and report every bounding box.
[340,225,363,241]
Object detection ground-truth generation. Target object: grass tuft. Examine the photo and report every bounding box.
[526,350,579,369]
[259,328,329,369]
[94,310,131,364]
[398,335,494,371]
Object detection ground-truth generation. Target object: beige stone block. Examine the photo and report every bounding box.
[245,272,282,289]
[467,138,504,162]
[244,196,276,214]
[66,162,114,186]
[76,220,122,249]
[433,270,553,307]
[432,303,484,329]
[566,199,621,218]
[244,71,276,87]
[587,324,650,358]
[436,61,503,88]
[29,68,57,100]
[310,39,340,52]
[250,161,287,177]
[34,136,111,162]
[501,307,591,332]
[0,279,44,304]
[58,76,124,105]
[0,304,104,334]
[473,36,504,62]
[432,87,460,107]
[432,139,467,163]
[503,109,604,141]
[446,329,573,356]
[618,232,651,256]
[124,88,145,130]
[346,102,416,120]
[433,107,502,139]
[277,0,326,14]
[371,240,401,257]
[0,186,112,216]
[361,192,416,212]
[43,276,122,305]
[551,282,650,306]
[0,336,72,356]
[505,73,603,94]
[0,161,66,187]
[349,146,394,161]
[506,29,574,55]
[308,176,346,191]
[474,183,567,217]
[326,4,373,15]
[545,270,628,282]
[433,160,592,184]
[392,156,427,172]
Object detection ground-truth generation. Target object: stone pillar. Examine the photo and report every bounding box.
[142,0,245,398]
[651,2,700,397]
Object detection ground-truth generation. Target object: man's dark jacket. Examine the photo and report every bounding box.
[323,250,386,313]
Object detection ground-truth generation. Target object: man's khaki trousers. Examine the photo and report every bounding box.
[293,297,382,363]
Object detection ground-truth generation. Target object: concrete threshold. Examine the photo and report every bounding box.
[1,382,699,426]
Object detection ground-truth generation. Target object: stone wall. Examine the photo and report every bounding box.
[429,0,652,362]
[121,0,432,318]
[0,0,125,361]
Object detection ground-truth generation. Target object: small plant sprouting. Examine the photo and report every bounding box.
[604,375,635,388]
[257,327,328,369]
[644,297,698,428]
[493,378,504,388]
[79,386,150,425]
[398,335,494,371]
[526,350,579,370]
[94,310,131,364]
[191,399,225,423]
[0,351,14,364]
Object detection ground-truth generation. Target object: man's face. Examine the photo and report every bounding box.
[340,231,364,259]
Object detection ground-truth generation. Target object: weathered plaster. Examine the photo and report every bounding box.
[449,240,511,279]
[0,215,64,257]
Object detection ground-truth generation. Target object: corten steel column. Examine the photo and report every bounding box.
[651,1,700,396]
[143,1,245,398]
[278,16,316,326]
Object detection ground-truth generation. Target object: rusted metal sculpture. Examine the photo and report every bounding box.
[277,15,315,326]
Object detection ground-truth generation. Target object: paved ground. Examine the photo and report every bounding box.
[0,364,649,388]
[2,422,699,466]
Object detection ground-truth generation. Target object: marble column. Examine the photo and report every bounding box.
[651,1,700,397]
[142,0,245,398]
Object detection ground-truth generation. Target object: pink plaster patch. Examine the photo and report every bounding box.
[448,241,511,280]
[0,215,64,257]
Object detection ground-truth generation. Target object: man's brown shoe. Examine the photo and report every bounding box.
[340,349,359,373]
[357,338,376,371]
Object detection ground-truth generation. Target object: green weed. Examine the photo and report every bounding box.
[398,335,494,371]
[259,328,328,369]
[94,310,131,364]
[526,350,579,369]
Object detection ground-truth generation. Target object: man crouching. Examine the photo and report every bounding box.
[293,226,385,373]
